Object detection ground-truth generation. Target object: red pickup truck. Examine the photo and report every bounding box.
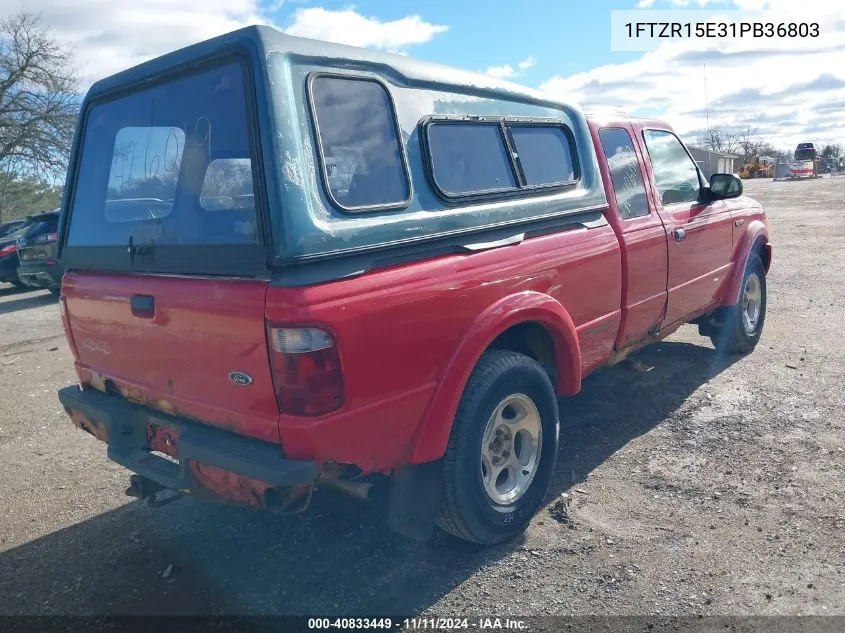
[56,26,770,545]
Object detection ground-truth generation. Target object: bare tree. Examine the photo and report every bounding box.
[0,12,79,189]
[698,125,740,155]
[736,126,763,164]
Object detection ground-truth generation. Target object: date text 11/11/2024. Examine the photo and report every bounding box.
[624,21,819,39]
[306,617,528,630]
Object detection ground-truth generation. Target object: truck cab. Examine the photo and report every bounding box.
[587,115,770,350]
[56,26,771,545]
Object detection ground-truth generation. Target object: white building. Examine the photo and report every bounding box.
[688,147,740,179]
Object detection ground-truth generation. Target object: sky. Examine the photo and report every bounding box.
[13,0,845,151]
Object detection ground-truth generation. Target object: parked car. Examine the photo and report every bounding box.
[821,157,842,174]
[56,26,771,545]
[0,226,27,288]
[16,210,62,294]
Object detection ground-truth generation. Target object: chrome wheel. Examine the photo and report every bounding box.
[480,394,543,505]
[742,272,762,334]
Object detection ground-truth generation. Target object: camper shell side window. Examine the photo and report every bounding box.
[273,55,608,264]
[307,73,412,213]
[421,116,580,203]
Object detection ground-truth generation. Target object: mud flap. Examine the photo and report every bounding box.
[387,460,443,542]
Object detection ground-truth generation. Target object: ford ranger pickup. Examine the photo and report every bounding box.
[56,26,771,545]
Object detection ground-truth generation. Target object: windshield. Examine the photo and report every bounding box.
[66,61,259,251]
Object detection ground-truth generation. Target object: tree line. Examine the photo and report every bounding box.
[0,12,78,222]
[696,125,842,166]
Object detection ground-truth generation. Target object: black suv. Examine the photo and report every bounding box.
[14,211,62,294]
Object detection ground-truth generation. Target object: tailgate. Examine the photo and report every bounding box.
[58,61,281,442]
[64,272,280,443]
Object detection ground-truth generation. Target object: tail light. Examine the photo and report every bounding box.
[45,232,58,242]
[59,296,80,359]
[267,325,344,416]
[0,244,15,256]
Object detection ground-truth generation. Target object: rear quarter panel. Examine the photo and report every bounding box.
[267,223,621,472]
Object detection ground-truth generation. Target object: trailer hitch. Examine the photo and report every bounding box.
[125,474,182,508]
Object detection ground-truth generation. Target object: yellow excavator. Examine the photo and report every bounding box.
[739,156,773,179]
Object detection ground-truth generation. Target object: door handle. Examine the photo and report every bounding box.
[672,228,686,242]
[130,294,155,318]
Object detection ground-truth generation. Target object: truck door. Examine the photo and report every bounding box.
[595,126,668,349]
[640,128,733,327]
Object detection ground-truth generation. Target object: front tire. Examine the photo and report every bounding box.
[710,252,767,354]
[436,350,559,545]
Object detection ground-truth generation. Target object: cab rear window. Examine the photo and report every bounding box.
[67,61,258,248]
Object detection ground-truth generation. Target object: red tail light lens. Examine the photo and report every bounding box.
[267,326,343,416]
[46,232,58,242]
[59,296,79,359]
[0,244,16,256]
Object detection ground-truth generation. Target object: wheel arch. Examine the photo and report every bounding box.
[723,221,771,306]
[407,291,580,464]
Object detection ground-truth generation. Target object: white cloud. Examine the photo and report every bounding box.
[284,7,448,52]
[485,56,536,78]
[20,0,269,86]
[517,56,537,71]
[485,64,516,79]
[541,1,845,148]
[22,2,447,87]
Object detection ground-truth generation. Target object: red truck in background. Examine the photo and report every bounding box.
[57,26,771,546]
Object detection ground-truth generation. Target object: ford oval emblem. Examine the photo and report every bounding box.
[229,371,253,386]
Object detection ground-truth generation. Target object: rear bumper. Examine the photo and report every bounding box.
[58,386,319,498]
[17,260,61,289]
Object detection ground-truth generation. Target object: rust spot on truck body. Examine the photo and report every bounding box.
[68,410,109,443]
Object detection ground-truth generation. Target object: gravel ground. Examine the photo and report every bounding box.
[0,177,843,618]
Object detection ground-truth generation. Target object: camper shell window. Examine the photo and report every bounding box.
[423,117,580,201]
[61,57,267,277]
[308,73,412,213]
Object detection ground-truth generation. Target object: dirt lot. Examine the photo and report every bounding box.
[0,177,843,619]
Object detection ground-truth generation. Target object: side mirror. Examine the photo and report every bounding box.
[708,173,743,200]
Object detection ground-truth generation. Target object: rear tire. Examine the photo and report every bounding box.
[436,350,559,545]
[710,252,766,354]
